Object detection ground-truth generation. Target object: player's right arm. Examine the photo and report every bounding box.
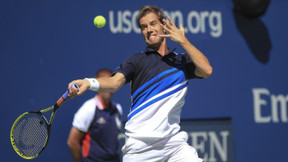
[67,127,85,162]
[68,72,126,97]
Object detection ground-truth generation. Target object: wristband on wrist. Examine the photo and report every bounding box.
[85,78,100,91]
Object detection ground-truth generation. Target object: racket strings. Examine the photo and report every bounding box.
[12,113,49,157]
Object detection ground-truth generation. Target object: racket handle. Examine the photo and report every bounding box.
[56,83,79,108]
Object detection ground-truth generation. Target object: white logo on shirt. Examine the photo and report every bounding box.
[97,117,106,124]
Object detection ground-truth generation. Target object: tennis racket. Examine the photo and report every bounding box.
[10,83,79,159]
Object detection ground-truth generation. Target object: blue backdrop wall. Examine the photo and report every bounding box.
[1,0,287,162]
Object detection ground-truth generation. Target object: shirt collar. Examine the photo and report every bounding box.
[145,47,176,56]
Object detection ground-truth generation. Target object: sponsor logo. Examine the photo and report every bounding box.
[252,88,288,123]
[109,10,223,38]
[189,131,230,162]
[96,117,106,124]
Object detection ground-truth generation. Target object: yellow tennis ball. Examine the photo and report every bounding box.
[94,15,106,28]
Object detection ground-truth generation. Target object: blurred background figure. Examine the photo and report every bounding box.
[67,69,123,162]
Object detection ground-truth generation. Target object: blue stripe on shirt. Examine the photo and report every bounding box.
[131,70,186,111]
[128,82,188,120]
[131,67,178,99]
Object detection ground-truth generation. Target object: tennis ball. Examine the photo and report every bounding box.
[94,15,106,28]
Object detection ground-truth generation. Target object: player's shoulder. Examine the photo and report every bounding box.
[77,97,97,114]
[122,51,146,66]
[82,97,96,107]
[130,51,145,58]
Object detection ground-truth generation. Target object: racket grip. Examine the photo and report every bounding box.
[56,83,79,107]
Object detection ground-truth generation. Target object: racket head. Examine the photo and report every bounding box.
[10,112,50,159]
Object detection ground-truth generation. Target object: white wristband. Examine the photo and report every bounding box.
[85,78,100,91]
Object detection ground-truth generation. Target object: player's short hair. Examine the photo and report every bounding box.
[137,5,165,28]
[94,69,113,78]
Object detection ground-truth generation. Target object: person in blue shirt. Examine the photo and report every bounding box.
[67,69,122,162]
[68,5,212,162]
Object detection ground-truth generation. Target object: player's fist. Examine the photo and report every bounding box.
[68,79,90,98]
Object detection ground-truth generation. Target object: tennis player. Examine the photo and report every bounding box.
[69,5,212,162]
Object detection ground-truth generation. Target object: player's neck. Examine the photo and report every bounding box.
[157,48,168,56]
[97,95,111,109]
[157,39,168,56]
[102,98,111,108]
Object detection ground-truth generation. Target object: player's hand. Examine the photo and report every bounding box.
[160,17,187,45]
[68,79,90,98]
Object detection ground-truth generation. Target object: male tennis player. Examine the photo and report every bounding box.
[69,5,212,162]
[67,69,122,162]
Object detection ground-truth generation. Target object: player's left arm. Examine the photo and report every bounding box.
[160,17,213,78]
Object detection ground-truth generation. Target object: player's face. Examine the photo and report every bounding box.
[139,12,165,48]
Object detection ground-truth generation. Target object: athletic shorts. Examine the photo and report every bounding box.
[122,131,203,162]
